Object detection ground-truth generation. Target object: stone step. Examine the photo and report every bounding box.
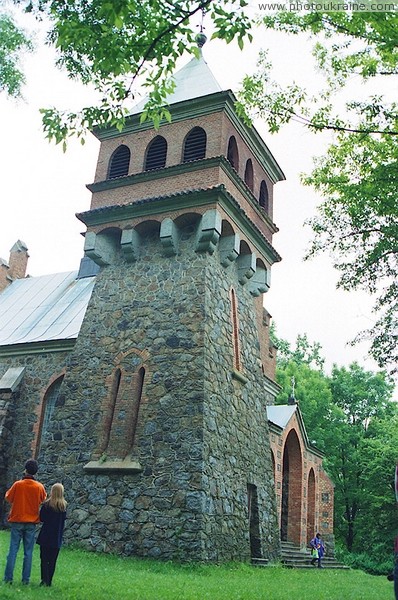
[251,557,270,567]
[280,542,349,570]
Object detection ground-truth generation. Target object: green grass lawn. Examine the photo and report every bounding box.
[0,530,393,599]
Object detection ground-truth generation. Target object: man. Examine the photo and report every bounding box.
[310,532,325,568]
[3,459,46,585]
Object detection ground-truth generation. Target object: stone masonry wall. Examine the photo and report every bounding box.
[37,225,208,559]
[202,250,279,561]
[31,216,279,561]
[0,351,70,523]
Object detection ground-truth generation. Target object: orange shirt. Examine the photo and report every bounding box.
[5,477,46,523]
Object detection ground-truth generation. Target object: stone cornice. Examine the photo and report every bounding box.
[86,155,278,235]
[77,185,282,264]
[0,339,75,357]
[92,91,285,184]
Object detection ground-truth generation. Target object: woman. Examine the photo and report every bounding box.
[36,483,67,587]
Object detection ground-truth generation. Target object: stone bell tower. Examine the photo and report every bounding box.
[38,42,285,562]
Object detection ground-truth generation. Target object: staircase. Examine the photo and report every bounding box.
[280,541,349,570]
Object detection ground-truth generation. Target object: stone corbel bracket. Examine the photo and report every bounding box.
[121,229,141,262]
[247,266,270,296]
[84,231,117,266]
[236,252,256,286]
[219,233,240,268]
[160,218,179,256]
[195,209,222,254]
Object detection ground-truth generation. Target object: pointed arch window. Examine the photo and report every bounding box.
[230,287,241,371]
[183,127,207,162]
[145,136,167,171]
[259,180,269,212]
[227,136,239,171]
[244,159,254,192]
[37,375,64,455]
[102,368,121,452]
[100,362,146,459]
[107,145,130,179]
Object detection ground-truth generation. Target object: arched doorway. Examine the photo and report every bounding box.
[281,430,303,545]
[307,468,316,544]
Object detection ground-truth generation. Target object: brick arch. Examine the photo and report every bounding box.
[281,429,303,545]
[173,212,202,234]
[33,370,66,458]
[95,348,149,460]
[239,239,252,256]
[307,467,316,544]
[221,220,236,237]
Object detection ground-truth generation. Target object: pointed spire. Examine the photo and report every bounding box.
[131,23,222,115]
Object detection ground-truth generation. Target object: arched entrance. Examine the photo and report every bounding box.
[281,430,302,545]
[307,468,316,544]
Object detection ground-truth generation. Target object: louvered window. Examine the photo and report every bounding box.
[227,136,239,171]
[108,145,130,179]
[259,181,269,212]
[183,127,207,162]
[244,159,254,192]
[145,136,167,170]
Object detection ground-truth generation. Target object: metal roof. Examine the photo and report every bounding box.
[0,271,95,346]
[266,404,297,429]
[131,52,223,114]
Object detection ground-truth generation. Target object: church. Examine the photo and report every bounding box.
[0,42,334,562]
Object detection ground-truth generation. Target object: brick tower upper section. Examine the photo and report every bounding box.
[84,53,285,255]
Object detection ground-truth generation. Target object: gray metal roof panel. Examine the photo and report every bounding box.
[0,272,95,346]
[266,405,297,429]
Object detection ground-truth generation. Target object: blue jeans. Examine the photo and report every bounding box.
[4,523,37,583]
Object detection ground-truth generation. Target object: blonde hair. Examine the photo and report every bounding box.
[46,483,67,512]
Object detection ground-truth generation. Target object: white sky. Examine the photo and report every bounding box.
[0,6,393,393]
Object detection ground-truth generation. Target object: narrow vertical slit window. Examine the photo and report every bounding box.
[103,368,121,453]
[230,288,241,371]
[36,376,64,455]
[130,367,145,449]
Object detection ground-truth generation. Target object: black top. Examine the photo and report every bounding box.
[36,503,66,548]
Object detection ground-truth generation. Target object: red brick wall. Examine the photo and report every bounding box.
[269,411,334,548]
[90,109,276,244]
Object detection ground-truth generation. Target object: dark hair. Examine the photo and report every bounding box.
[24,459,38,475]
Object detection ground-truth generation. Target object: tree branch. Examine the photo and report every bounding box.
[125,0,214,98]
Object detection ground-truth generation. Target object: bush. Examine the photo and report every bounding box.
[336,545,393,576]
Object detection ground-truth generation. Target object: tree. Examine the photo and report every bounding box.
[328,363,395,551]
[6,0,252,147]
[356,413,398,555]
[238,13,398,376]
[0,11,33,97]
[271,330,339,452]
[273,329,396,555]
